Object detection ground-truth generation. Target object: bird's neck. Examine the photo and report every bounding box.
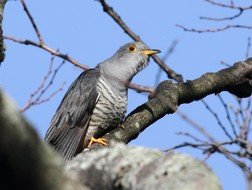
[99,67,133,98]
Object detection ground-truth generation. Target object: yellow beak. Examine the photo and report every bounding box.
[142,49,161,56]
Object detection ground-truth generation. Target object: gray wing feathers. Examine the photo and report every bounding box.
[44,69,100,160]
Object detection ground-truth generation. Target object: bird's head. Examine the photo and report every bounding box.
[100,41,161,83]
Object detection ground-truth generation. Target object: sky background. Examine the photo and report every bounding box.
[1,0,252,189]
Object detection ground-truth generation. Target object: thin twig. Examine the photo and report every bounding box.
[220,61,231,67]
[29,56,55,100]
[177,24,252,33]
[98,0,183,82]
[4,35,88,70]
[178,0,252,33]
[217,146,251,176]
[201,99,233,140]
[155,40,179,86]
[176,132,208,143]
[20,0,44,44]
[21,59,66,112]
[176,110,216,142]
[204,0,252,10]
[246,37,251,59]
[165,142,208,152]
[34,82,66,105]
[128,83,154,94]
[217,94,238,137]
[200,9,243,21]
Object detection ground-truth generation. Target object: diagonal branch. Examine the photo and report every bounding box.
[20,0,44,44]
[155,40,179,86]
[91,59,252,146]
[176,110,216,142]
[204,0,252,10]
[201,99,233,140]
[4,35,88,70]
[98,0,183,82]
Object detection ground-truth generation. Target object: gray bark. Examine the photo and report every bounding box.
[67,142,221,190]
[0,0,6,63]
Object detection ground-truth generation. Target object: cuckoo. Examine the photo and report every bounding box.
[44,41,160,160]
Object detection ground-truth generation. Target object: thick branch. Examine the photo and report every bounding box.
[98,59,252,145]
[67,143,221,190]
[0,0,7,63]
[0,89,87,190]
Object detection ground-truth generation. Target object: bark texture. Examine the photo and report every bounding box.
[67,142,221,190]
[96,59,252,146]
[0,0,6,63]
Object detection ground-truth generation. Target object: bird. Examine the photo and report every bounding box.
[44,41,160,161]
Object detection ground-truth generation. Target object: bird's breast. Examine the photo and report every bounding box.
[84,76,127,145]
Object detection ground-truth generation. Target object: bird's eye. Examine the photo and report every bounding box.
[128,44,136,52]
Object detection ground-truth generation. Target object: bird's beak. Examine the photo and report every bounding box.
[142,49,161,56]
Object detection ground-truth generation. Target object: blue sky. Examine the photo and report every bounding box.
[1,0,252,189]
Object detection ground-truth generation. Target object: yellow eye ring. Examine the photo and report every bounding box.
[128,44,136,52]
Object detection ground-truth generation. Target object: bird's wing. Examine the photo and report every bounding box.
[44,69,100,160]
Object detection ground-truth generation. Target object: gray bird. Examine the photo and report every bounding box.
[44,41,160,160]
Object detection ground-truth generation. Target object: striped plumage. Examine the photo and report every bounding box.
[44,42,160,160]
[84,75,127,147]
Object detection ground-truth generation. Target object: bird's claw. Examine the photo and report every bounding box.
[87,137,108,147]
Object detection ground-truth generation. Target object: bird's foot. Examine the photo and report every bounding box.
[87,137,108,148]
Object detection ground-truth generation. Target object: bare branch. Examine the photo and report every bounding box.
[177,24,252,33]
[204,0,252,10]
[246,37,251,59]
[176,110,216,142]
[155,40,179,86]
[20,0,44,44]
[217,146,251,176]
[220,61,231,67]
[98,0,183,82]
[4,35,88,70]
[128,83,154,94]
[21,58,66,112]
[217,94,238,137]
[176,132,208,143]
[200,9,243,21]
[178,1,252,33]
[201,99,233,140]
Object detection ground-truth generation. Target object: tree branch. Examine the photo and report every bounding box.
[20,0,44,44]
[95,59,252,146]
[98,0,183,82]
[0,0,7,63]
[4,35,88,70]
[67,142,221,190]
